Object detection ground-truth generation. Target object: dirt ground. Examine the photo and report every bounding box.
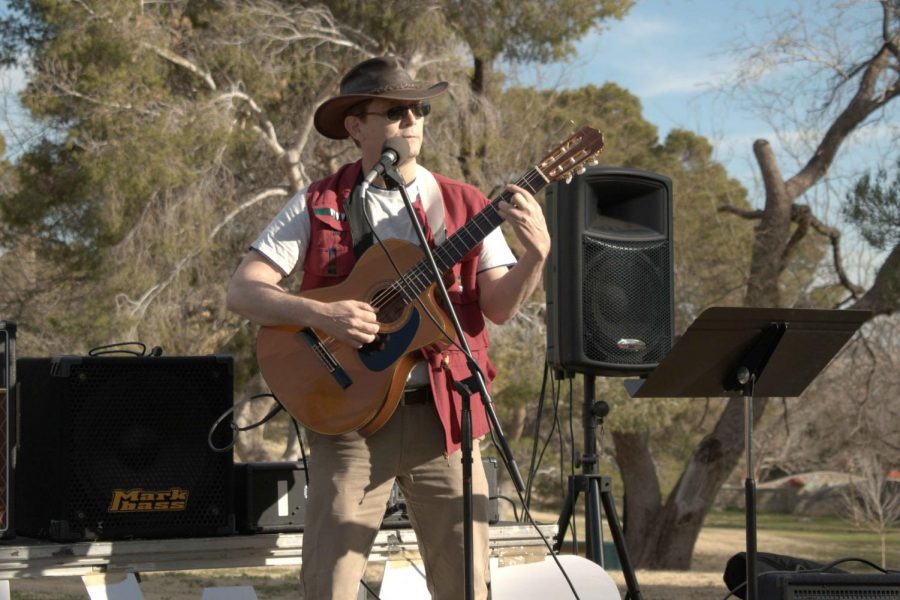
[3,525,785,599]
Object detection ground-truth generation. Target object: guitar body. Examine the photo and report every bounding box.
[256,239,454,436]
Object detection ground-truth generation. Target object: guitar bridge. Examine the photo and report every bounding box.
[299,328,352,389]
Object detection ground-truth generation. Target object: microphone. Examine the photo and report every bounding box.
[363,137,410,185]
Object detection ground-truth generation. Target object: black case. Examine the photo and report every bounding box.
[234,461,308,533]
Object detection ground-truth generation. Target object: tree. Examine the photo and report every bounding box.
[615,0,900,568]
[843,452,900,568]
[439,0,634,187]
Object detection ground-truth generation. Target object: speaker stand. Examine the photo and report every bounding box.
[553,375,643,600]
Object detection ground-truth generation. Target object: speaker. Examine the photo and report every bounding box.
[14,354,235,541]
[0,321,15,539]
[545,166,674,376]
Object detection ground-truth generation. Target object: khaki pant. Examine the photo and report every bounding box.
[301,402,491,600]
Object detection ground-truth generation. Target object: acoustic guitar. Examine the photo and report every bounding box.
[257,126,605,436]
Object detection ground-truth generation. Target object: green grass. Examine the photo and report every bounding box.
[705,508,900,570]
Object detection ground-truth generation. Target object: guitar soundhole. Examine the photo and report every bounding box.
[375,292,407,325]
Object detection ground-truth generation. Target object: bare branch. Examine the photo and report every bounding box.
[216,90,286,157]
[140,42,217,92]
[851,242,900,316]
[718,204,764,220]
[805,209,866,298]
[117,187,289,319]
[51,81,134,111]
[787,42,900,198]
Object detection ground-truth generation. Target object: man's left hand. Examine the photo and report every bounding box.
[497,184,551,260]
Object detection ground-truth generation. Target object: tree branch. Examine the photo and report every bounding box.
[140,42,217,92]
[718,204,764,220]
[786,40,900,198]
[850,242,900,316]
[804,209,866,298]
[116,187,289,319]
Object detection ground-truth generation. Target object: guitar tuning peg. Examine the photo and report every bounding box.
[577,166,586,175]
[565,173,573,184]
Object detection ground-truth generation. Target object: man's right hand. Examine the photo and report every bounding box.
[312,299,380,348]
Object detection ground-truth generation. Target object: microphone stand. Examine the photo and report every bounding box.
[379,163,526,600]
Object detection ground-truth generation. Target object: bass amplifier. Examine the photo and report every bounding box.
[758,571,900,599]
[15,354,235,541]
[0,321,15,539]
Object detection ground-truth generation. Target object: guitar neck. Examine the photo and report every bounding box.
[404,166,550,294]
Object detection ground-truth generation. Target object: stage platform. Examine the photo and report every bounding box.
[0,523,555,585]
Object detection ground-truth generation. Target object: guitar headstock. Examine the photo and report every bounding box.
[539,126,605,184]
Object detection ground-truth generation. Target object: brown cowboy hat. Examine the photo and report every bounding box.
[314,56,448,140]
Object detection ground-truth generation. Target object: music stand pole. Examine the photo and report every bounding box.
[742,380,758,600]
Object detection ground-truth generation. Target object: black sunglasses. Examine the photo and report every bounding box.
[360,102,431,122]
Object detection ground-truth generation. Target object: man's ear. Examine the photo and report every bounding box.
[345,115,361,142]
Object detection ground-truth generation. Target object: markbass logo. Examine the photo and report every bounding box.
[108,488,189,513]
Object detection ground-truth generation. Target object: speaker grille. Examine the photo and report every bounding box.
[15,356,234,541]
[64,361,230,536]
[791,589,899,599]
[581,236,672,366]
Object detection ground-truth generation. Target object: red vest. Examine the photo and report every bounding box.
[300,161,496,454]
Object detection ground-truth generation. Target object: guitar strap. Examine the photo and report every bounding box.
[346,171,373,258]
[416,165,448,247]
[347,165,447,259]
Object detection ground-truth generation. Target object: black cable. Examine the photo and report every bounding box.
[818,557,894,573]
[567,378,578,555]
[496,495,520,522]
[490,441,582,600]
[207,393,284,453]
[721,580,745,600]
[532,375,562,507]
[360,578,382,599]
[523,361,551,512]
[291,416,310,487]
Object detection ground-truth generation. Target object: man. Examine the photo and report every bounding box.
[226,56,550,600]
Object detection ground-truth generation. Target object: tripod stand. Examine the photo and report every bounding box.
[554,375,643,600]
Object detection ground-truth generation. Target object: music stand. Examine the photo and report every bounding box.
[625,307,870,600]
